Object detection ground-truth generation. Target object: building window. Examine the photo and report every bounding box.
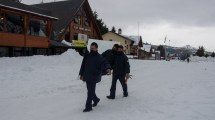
[28,18,48,37]
[125,40,127,44]
[65,32,70,42]
[74,16,81,25]
[0,13,4,32]
[84,17,90,27]
[78,16,81,25]
[3,13,24,34]
[74,33,78,40]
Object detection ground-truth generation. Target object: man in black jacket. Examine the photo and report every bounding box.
[107,45,130,99]
[79,42,111,112]
[102,44,119,68]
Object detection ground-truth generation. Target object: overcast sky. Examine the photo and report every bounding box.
[23,0,215,52]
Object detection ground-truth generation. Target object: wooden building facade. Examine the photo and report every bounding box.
[33,0,102,44]
[0,0,102,57]
[0,0,60,57]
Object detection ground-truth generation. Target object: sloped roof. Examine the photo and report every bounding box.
[0,0,57,19]
[32,0,84,34]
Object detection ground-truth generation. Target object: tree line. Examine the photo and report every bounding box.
[93,11,120,35]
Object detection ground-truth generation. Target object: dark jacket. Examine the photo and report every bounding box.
[79,51,110,83]
[102,49,116,68]
[112,52,130,76]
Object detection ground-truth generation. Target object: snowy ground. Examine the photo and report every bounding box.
[0,50,215,120]
[190,56,215,62]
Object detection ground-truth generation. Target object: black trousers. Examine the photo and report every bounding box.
[110,75,128,97]
[85,82,99,109]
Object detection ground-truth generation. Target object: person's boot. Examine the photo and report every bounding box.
[93,98,100,107]
[83,108,92,112]
[106,95,115,99]
[123,92,128,97]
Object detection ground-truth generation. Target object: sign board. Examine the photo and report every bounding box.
[72,40,87,48]
[73,26,92,32]
[167,47,174,53]
[78,33,88,41]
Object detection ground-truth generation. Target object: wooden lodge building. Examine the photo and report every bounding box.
[0,0,102,57]
[0,0,58,57]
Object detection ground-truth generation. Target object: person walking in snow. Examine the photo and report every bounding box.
[187,57,190,63]
[79,42,111,112]
[107,45,130,99]
[102,44,119,69]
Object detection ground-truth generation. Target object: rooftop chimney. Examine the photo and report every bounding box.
[118,28,122,34]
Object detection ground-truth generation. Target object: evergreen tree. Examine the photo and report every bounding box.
[205,54,209,58]
[211,52,215,57]
[93,11,109,35]
[196,46,205,57]
[111,26,116,33]
[157,45,165,58]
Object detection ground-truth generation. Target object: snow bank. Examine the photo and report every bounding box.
[0,49,83,100]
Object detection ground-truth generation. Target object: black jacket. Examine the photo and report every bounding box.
[112,52,130,76]
[79,51,110,83]
[102,49,116,68]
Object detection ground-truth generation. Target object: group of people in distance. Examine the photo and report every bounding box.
[79,42,130,112]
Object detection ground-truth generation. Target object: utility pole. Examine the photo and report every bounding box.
[137,22,140,58]
[164,35,168,60]
[138,22,139,37]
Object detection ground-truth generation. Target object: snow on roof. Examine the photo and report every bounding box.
[61,40,72,47]
[50,40,70,47]
[127,36,141,46]
[141,44,151,52]
[121,35,140,45]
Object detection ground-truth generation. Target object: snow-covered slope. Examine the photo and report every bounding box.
[0,50,215,120]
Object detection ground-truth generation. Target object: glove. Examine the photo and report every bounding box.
[106,69,112,75]
[80,76,85,82]
[125,73,130,80]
